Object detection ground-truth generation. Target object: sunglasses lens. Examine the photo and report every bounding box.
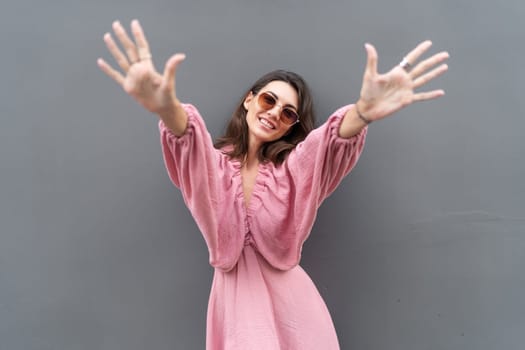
[282,109,299,125]
[258,92,276,110]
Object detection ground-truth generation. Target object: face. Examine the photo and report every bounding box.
[243,80,299,149]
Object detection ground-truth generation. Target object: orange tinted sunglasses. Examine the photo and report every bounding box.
[257,91,300,125]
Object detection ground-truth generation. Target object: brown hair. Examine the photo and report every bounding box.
[214,70,316,165]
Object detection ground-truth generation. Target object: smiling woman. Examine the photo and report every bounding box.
[97,19,448,350]
[244,82,299,147]
[215,71,315,166]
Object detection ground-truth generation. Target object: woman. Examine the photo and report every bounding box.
[98,19,449,350]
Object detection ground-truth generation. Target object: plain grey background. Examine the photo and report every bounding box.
[2,0,524,349]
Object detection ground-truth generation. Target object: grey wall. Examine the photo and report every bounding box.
[2,0,524,349]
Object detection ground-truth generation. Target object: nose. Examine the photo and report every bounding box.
[266,103,284,120]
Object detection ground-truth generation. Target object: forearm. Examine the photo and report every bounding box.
[338,102,369,139]
[158,100,188,136]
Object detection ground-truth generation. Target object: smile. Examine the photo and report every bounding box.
[258,118,275,129]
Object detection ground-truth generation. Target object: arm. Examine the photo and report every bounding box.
[97,19,188,136]
[338,105,369,138]
[287,105,367,206]
[339,41,450,138]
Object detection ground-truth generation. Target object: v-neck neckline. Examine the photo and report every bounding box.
[240,162,260,208]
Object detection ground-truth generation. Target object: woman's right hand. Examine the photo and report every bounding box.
[97,20,186,118]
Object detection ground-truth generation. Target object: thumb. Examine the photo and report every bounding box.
[163,53,186,91]
[364,43,378,76]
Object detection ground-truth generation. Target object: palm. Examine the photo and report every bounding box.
[358,41,449,122]
[122,62,169,114]
[97,20,185,116]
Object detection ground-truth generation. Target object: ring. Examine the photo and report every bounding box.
[139,53,152,61]
[399,57,412,71]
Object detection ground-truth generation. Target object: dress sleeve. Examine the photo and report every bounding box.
[287,104,367,200]
[286,104,367,231]
[159,104,221,262]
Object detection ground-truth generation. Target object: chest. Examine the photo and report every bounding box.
[240,165,259,205]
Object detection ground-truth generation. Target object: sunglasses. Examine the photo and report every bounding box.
[257,91,300,125]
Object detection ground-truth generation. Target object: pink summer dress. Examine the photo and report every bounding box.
[159,103,367,349]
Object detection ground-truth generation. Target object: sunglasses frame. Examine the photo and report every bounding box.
[256,91,300,125]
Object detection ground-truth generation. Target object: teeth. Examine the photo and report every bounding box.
[259,118,274,129]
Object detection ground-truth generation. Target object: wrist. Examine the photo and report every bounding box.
[157,98,188,136]
[355,100,373,124]
[157,98,181,120]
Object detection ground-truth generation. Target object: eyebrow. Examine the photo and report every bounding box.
[266,91,298,110]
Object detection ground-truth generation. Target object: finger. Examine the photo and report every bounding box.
[103,32,131,72]
[413,89,445,102]
[413,63,448,89]
[364,43,378,76]
[410,51,449,79]
[131,19,152,61]
[404,40,433,67]
[97,58,125,85]
[163,53,186,90]
[112,20,139,64]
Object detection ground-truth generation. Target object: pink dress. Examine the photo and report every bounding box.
[160,104,367,349]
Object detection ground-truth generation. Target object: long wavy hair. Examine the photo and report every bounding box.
[214,70,316,165]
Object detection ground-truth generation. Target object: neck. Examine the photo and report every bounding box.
[244,139,261,169]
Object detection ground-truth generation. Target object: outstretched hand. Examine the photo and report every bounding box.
[97,20,186,116]
[357,40,449,122]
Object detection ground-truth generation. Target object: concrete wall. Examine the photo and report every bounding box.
[1,0,524,349]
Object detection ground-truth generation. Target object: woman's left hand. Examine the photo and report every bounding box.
[356,40,449,122]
